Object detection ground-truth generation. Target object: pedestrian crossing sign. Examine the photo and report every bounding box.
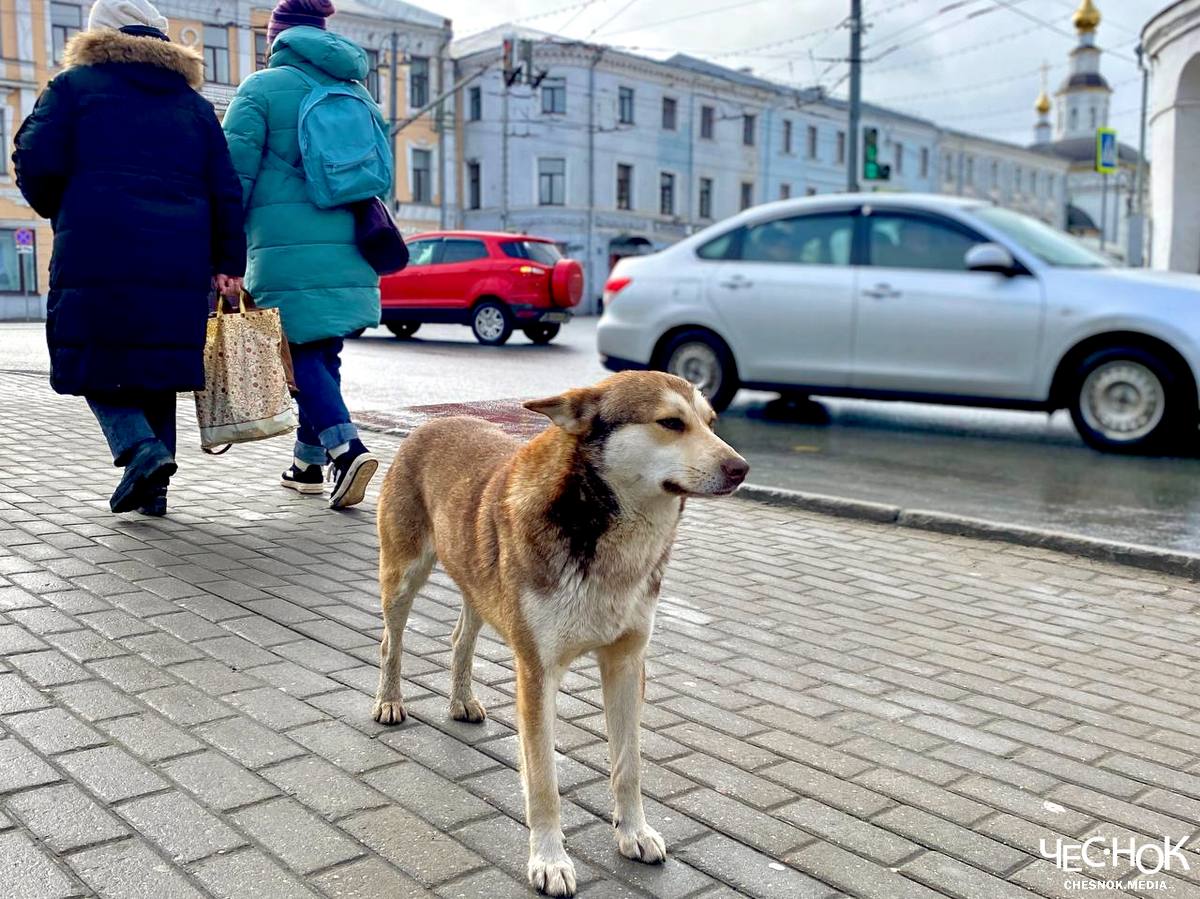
[1095,128,1118,174]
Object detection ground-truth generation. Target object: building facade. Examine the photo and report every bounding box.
[2,0,452,319]
[454,27,1069,312]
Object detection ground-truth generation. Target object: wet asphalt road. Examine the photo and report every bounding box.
[5,319,1200,552]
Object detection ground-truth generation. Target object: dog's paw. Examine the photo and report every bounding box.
[449,695,487,723]
[528,851,577,897]
[617,824,666,865]
[372,698,406,725]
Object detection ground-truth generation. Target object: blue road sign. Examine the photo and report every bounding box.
[1096,128,1118,174]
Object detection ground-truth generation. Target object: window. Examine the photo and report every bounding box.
[439,239,488,264]
[616,164,633,211]
[991,160,999,189]
[619,87,635,125]
[700,105,715,140]
[662,97,677,131]
[742,114,756,146]
[500,240,562,264]
[541,78,566,115]
[468,86,482,121]
[920,147,929,178]
[52,3,83,64]
[866,213,982,272]
[965,156,974,185]
[893,142,903,175]
[1047,174,1056,197]
[943,153,953,182]
[779,183,791,200]
[805,186,817,196]
[806,124,818,159]
[411,149,432,204]
[741,214,855,265]
[203,25,230,84]
[1015,166,1023,193]
[409,56,430,109]
[0,229,39,294]
[1069,107,1078,131]
[659,172,675,216]
[836,130,846,165]
[698,177,713,219]
[254,30,269,70]
[467,161,481,210]
[406,239,439,266]
[974,206,1108,268]
[740,181,753,211]
[782,120,793,154]
[1089,107,1097,130]
[364,49,380,101]
[539,158,565,206]
[1030,170,1038,196]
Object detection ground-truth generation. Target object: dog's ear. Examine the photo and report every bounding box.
[524,388,600,436]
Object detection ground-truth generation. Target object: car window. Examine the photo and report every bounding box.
[742,214,854,265]
[866,213,981,272]
[407,239,439,267]
[972,206,1108,268]
[439,239,489,264]
[501,240,563,265]
[697,229,742,261]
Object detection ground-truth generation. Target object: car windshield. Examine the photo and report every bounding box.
[501,240,563,266]
[972,206,1110,268]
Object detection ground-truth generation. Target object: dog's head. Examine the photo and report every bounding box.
[525,371,749,500]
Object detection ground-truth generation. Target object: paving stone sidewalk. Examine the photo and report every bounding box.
[2,370,1200,899]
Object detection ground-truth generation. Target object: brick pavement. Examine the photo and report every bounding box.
[2,369,1200,899]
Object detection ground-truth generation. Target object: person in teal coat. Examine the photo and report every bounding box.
[223,0,382,510]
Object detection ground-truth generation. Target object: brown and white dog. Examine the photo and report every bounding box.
[372,371,748,896]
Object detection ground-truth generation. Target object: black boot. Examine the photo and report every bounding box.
[137,483,168,517]
[111,440,176,514]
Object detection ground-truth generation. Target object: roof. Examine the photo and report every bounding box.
[1058,72,1111,91]
[332,0,447,29]
[1031,135,1143,164]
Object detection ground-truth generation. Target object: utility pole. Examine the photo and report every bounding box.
[846,0,863,193]
[1129,42,1149,267]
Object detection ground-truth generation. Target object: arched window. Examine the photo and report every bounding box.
[1069,108,1078,131]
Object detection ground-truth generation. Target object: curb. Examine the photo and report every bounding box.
[738,483,1200,581]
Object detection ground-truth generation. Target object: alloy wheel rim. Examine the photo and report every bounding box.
[1080,360,1165,442]
[669,343,722,397]
[476,307,505,340]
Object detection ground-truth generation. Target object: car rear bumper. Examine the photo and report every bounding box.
[510,304,573,324]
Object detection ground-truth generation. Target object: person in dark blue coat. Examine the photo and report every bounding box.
[13,0,246,516]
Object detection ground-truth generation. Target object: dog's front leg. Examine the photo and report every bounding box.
[598,638,665,864]
[517,656,575,897]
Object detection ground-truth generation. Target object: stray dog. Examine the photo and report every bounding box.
[373,371,749,896]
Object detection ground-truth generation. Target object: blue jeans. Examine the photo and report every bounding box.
[290,337,358,466]
[87,392,177,467]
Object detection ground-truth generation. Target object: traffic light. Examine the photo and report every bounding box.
[502,36,518,86]
[862,128,891,181]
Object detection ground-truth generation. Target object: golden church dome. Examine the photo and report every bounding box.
[1035,90,1051,115]
[1073,0,1100,33]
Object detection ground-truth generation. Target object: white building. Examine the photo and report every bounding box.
[1030,0,1144,260]
[1144,0,1200,272]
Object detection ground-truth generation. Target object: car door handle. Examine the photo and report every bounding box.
[719,276,753,289]
[863,283,901,299]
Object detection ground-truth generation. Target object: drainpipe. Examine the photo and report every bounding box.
[501,72,509,231]
[585,46,604,314]
[389,30,399,213]
[435,32,450,230]
[686,83,696,231]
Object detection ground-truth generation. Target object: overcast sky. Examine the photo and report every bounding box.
[426,0,1164,149]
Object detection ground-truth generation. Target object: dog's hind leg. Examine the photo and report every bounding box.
[372,538,434,726]
[517,655,576,897]
[448,600,487,723]
[597,633,665,864]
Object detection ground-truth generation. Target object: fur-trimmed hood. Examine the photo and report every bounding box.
[62,29,204,90]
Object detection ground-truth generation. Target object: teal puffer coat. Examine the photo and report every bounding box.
[223,27,385,344]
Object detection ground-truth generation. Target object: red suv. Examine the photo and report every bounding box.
[377,231,584,345]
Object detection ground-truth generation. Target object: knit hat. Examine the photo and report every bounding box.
[267,0,335,45]
[87,0,168,32]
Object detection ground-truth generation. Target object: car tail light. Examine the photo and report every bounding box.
[603,277,632,303]
[518,265,546,276]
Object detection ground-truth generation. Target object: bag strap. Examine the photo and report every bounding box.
[214,292,247,317]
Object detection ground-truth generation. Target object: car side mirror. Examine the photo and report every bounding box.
[965,242,1017,276]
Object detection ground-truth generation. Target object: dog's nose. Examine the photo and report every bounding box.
[721,457,749,485]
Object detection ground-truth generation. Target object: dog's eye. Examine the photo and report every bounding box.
[657,417,685,432]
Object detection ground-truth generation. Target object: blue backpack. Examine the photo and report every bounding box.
[291,67,392,209]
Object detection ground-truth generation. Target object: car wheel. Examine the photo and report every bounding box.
[472,301,513,346]
[1069,346,1196,454]
[660,329,739,412]
[386,322,420,339]
[347,328,366,339]
[523,324,560,345]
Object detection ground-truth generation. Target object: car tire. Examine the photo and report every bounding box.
[386,322,420,339]
[471,301,513,346]
[523,324,560,345]
[1068,345,1196,454]
[659,329,739,412]
[347,328,366,339]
